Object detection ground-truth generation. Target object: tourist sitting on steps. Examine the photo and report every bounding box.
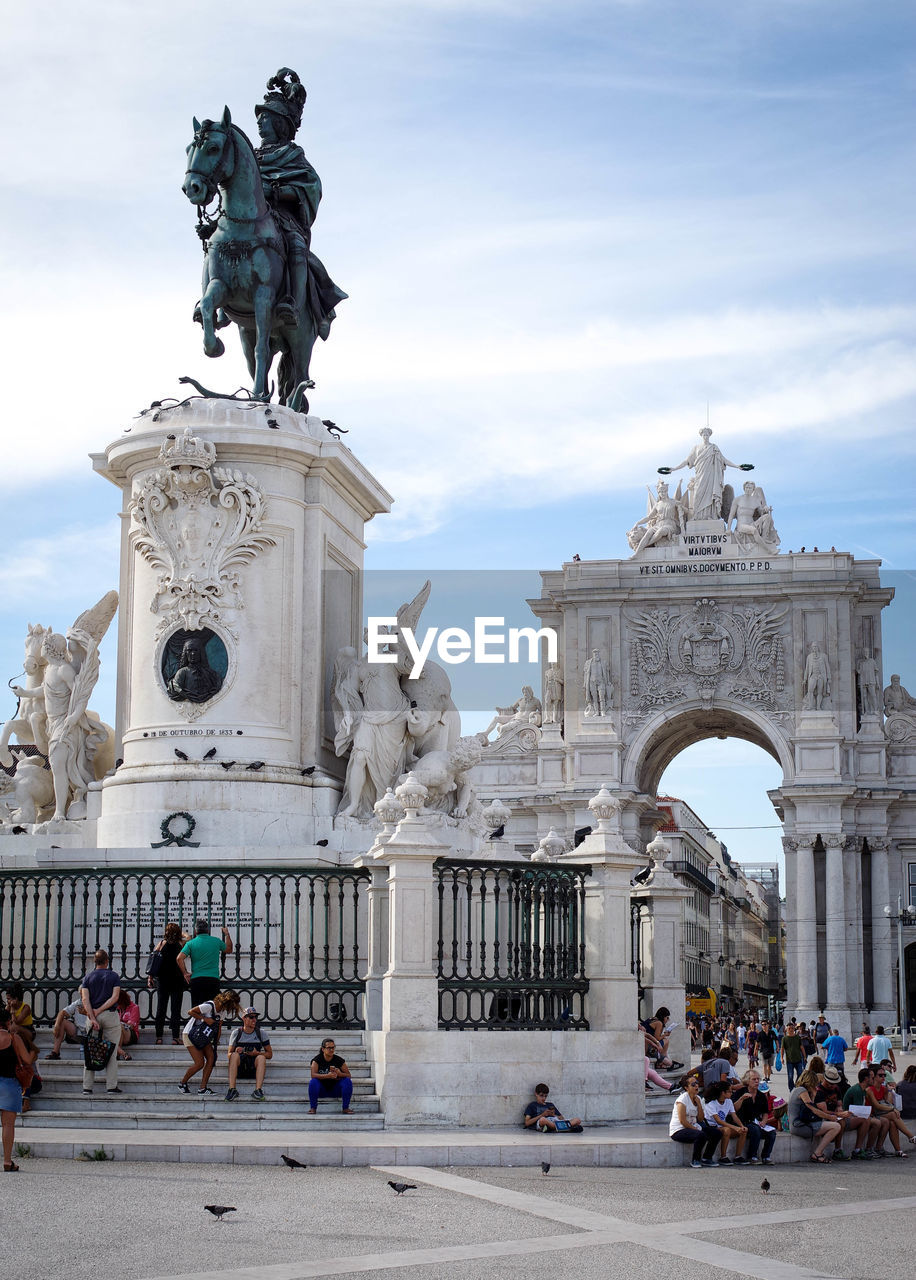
[703,1080,748,1165]
[225,1007,272,1102]
[44,996,90,1059]
[522,1083,583,1132]
[668,1075,719,1168]
[734,1072,778,1164]
[787,1057,843,1162]
[309,1037,353,1114]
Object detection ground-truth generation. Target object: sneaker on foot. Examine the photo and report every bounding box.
[178,1082,190,1093]
[701,1159,714,1167]
[762,1157,775,1166]
[832,1150,847,1161]
[197,1086,215,1095]
[251,1088,265,1101]
[690,1160,703,1169]
[718,1157,732,1165]
[732,1157,747,1165]
[860,1150,876,1160]
[748,1156,760,1164]
[225,1088,239,1102]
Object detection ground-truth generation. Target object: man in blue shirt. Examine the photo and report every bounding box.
[822,1028,849,1071]
[79,948,122,1094]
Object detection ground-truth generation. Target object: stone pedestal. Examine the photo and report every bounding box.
[90,398,391,850]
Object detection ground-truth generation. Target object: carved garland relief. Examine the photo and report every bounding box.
[623,596,789,726]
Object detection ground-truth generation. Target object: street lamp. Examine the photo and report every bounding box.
[884,896,915,1050]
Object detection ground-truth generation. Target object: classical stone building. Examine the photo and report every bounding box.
[472,430,916,1041]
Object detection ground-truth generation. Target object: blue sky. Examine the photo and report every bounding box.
[1,2,914,875]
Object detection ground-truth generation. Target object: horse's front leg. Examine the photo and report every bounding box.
[199,278,228,358]
[251,283,274,401]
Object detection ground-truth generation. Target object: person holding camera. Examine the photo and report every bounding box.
[225,1007,272,1101]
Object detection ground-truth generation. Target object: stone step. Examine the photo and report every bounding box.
[34,1081,378,1100]
[36,1062,372,1080]
[11,1123,840,1167]
[22,1108,385,1132]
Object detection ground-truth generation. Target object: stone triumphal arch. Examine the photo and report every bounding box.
[474,429,916,1037]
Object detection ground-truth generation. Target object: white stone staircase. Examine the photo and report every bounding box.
[23,1027,384,1132]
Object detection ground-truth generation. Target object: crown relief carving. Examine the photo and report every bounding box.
[129,428,276,636]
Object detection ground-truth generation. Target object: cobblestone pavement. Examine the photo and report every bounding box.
[6,1153,914,1280]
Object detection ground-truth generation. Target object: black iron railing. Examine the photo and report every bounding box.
[0,865,369,1028]
[435,858,589,1029]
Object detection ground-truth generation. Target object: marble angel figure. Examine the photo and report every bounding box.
[40,591,118,820]
[627,480,687,553]
[727,481,780,554]
[332,642,410,820]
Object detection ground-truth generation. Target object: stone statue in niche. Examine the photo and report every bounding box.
[659,427,753,522]
[727,481,780,554]
[544,663,564,725]
[4,593,119,823]
[627,480,686,553]
[856,649,881,718]
[802,641,831,711]
[484,685,542,739]
[884,673,916,718]
[584,649,612,717]
[165,632,226,704]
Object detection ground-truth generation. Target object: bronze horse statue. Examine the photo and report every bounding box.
[183,105,341,409]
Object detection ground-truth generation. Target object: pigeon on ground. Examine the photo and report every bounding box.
[203,747,217,760]
[204,1205,236,1221]
[281,1154,307,1169]
[301,765,316,776]
[220,762,236,770]
[11,825,27,835]
[486,824,505,840]
[388,1181,417,1195]
[541,1161,551,1176]
[174,749,189,761]
[760,1179,770,1194]
[246,761,265,771]
[316,839,329,847]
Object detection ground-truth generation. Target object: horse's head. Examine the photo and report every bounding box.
[183,106,234,206]
[24,624,49,676]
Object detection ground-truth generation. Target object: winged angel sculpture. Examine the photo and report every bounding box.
[332,581,470,820]
[0,592,118,823]
[628,598,787,712]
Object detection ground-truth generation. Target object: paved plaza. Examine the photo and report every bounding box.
[5,1155,914,1280]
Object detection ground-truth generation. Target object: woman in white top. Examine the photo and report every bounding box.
[669,1075,719,1167]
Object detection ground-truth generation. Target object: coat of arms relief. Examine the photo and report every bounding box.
[624,597,789,726]
[129,427,276,637]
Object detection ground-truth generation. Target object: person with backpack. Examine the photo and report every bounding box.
[178,990,241,1096]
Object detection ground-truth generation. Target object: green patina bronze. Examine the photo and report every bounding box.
[182,69,347,410]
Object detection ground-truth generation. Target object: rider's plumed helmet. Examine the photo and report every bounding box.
[255,68,306,135]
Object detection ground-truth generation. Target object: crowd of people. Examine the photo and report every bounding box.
[664,1008,916,1168]
[0,920,362,1166]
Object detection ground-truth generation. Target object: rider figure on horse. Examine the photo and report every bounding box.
[252,68,346,340]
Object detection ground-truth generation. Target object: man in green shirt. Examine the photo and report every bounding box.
[178,919,234,1006]
[842,1067,887,1159]
[781,1021,806,1090]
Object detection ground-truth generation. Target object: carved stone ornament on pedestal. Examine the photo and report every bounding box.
[625,596,788,721]
[130,427,276,639]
